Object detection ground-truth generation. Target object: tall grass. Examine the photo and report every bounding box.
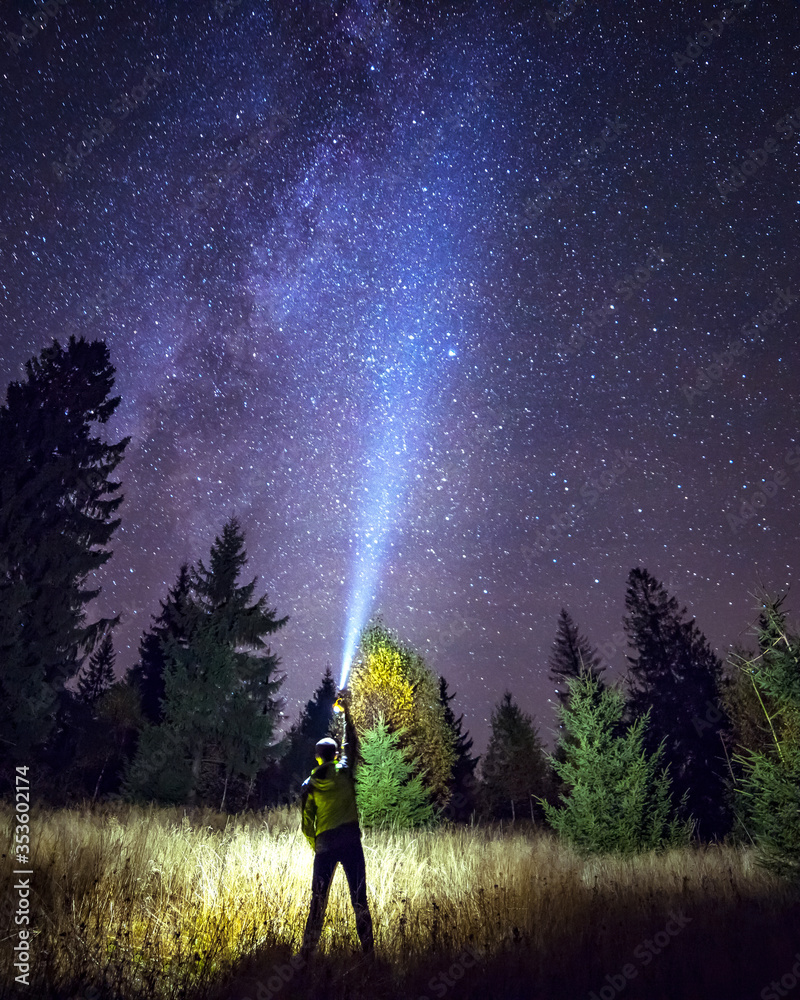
[2,802,798,1000]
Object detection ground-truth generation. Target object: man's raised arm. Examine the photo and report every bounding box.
[336,692,359,770]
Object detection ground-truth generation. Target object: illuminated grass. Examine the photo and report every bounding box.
[1,802,798,1000]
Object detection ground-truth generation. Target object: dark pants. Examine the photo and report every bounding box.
[302,822,374,955]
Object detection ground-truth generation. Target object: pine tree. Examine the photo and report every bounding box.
[623,567,730,840]
[77,633,117,706]
[547,611,607,793]
[275,665,337,802]
[542,672,692,856]
[732,596,800,882]
[348,620,456,806]
[355,715,434,829]
[0,335,129,778]
[128,564,193,725]
[124,518,288,807]
[480,691,551,821]
[548,609,605,708]
[438,675,480,821]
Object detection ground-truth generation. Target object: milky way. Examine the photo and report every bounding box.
[1,0,799,751]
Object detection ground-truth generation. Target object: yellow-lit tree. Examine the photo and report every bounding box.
[347,621,456,807]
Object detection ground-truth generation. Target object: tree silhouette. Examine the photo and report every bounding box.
[623,567,730,840]
[274,664,338,803]
[481,691,551,821]
[548,608,605,708]
[77,633,117,706]
[128,564,193,725]
[438,675,480,821]
[0,335,128,780]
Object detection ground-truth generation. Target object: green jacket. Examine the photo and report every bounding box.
[300,716,360,850]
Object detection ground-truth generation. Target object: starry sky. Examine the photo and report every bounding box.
[1,0,799,754]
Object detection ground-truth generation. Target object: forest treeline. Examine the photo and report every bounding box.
[1,336,798,882]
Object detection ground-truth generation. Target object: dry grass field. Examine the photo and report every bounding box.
[2,802,799,1000]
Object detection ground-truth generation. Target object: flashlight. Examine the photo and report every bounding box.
[333,689,349,714]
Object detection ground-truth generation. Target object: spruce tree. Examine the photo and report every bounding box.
[623,567,730,840]
[438,675,480,821]
[348,620,456,807]
[548,608,605,708]
[542,672,692,855]
[355,715,434,829]
[480,691,551,821]
[548,611,607,792]
[0,336,129,777]
[77,633,117,706]
[128,564,193,725]
[276,665,337,802]
[733,596,800,882]
[124,518,287,807]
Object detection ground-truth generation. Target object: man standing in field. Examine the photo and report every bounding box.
[299,693,374,959]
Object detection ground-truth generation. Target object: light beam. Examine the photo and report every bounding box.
[339,394,411,689]
[338,265,464,688]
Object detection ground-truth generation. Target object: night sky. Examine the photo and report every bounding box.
[2,0,799,754]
